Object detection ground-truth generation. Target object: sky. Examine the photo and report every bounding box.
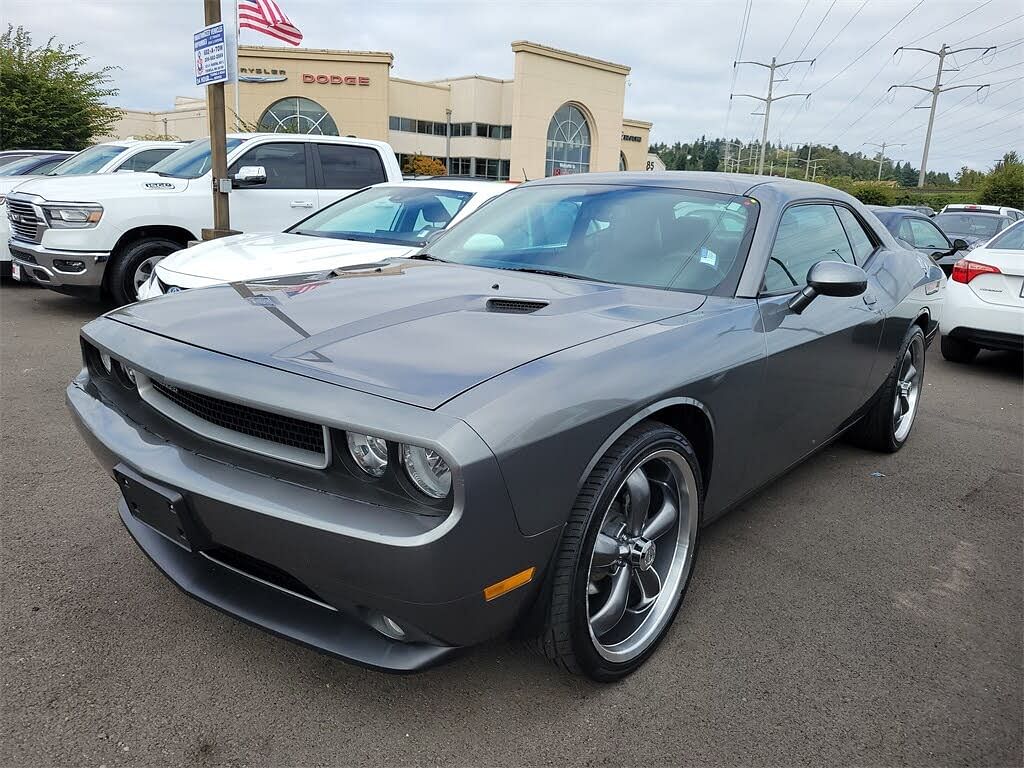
[6,0,1023,174]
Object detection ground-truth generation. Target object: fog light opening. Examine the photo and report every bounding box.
[369,612,408,641]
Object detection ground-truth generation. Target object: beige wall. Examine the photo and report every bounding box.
[619,118,652,172]
[509,41,629,180]
[225,46,392,140]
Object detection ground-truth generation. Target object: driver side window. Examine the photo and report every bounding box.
[907,218,950,250]
[763,204,854,293]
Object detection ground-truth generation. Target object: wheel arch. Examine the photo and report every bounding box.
[110,225,197,261]
[576,397,715,499]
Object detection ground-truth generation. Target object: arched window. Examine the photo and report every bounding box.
[545,103,591,177]
[619,151,628,171]
[258,97,338,135]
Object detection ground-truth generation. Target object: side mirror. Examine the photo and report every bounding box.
[952,238,969,251]
[232,165,267,188]
[789,260,868,314]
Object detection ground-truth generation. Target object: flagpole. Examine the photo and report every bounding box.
[233,0,241,129]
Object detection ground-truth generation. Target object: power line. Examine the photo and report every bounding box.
[906,0,996,46]
[777,0,812,58]
[723,0,754,165]
[889,42,997,186]
[951,14,1024,47]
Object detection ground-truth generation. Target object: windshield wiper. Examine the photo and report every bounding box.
[499,266,595,281]
[409,253,448,262]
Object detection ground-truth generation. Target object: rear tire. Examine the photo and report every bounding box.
[852,325,925,453]
[107,237,182,305]
[940,335,979,364]
[531,421,703,681]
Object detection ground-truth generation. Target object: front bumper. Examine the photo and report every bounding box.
[9,240,108,298]
[65,324,559,670]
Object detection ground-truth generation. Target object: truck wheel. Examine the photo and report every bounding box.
[107,237,182,305]
[531,421,702,681]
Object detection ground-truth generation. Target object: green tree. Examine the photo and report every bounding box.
[955,166,986,188]
[701,150,720,172]
[0,26,121,150]
[978,156,1024,208]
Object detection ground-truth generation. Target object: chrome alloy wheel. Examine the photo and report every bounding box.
[586,448,699,662]
[132,255,164,294]
[893,336,923,442]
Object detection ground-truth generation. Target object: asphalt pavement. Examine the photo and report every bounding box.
[2,280,1021,767]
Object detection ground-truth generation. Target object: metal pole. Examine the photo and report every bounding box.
[758,57,774,175]
[918,46,946,188]
[445,108,452,175]
[233,0,240,129]
[804,144,812,180]
[203,0,232,238]
[877,141,886,180]
[783,152,790,178]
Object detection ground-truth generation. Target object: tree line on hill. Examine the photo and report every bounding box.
[650,137,1022,209]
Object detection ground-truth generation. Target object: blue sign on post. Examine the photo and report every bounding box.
[194,22,228,86]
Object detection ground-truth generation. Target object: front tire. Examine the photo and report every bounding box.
[107,237,182,305]
[532,421,702,681]
[853,325,926,453]
[940,334,979,364]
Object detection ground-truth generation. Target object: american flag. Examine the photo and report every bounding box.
[238,0,303,46]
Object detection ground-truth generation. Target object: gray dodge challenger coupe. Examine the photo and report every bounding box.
[68,172,944,681]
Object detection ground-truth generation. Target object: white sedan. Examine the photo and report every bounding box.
[138,179,513,299]
[940,220,1024,363]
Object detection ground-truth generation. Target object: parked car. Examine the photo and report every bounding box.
[941,203,1024,222]
[894,204,936,217]
[868,205,968,274]
[67,172,943,680]
[2,140,185,278]
[940,220,1024,363]
[8,133,402,303]
[138,179,513,299]
[0,149,63,171]
[931,211,1014,252]
[0,152,74,177]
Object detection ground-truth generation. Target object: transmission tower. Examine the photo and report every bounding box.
[732,56,814,174]
[888,43,994,187]
[863,141,907,181]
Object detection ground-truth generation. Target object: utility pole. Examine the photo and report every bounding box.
[889,42,994,187]
[863,141,906,181]
[732,56,814,175]
[799,155,825,180]
[445,108,452,175]
[723,141,742,173]
[803,144,813,179]
[203,0,232,238]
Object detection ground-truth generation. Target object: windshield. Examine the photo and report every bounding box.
[0,155,52,175]
[986,221,1024,250]
[290,185,475,246]
[933,213,1009,238]
[423,183,759,294]
[148,138,246,179]
[49,145,124,176]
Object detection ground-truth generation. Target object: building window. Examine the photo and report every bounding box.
[450,157,471,175]
[619,152,627,171]
[259,97,338,135]
[470,158,510,181]
[474,123,512,139]
[545,103,590,177]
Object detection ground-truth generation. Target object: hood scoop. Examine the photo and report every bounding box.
[486,298,549,314]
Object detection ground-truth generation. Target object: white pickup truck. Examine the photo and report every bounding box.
[7,133,402,303]
[1,139,185,277]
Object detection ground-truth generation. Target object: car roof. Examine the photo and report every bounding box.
[378,178,514,194]
[521,170,858,200]
[225,132,393,150]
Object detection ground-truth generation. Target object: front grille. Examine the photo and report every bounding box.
[486,298,549,314]
[150,380,326,456]
[7,199,42,243]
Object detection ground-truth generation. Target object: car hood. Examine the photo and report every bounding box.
[111,260,706,409]
[10,172,189,201]
[0,175,47,194]
[155,232,416,287]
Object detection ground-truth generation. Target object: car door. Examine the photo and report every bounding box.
[905,216,953,261]
[755,203,885,478]
[313,143,388,209]
[227,141,315,233]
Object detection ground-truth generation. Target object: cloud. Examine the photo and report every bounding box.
[4,0,1022,172]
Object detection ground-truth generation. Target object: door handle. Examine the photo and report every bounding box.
[863,291,877,306]
[290,201,315,208]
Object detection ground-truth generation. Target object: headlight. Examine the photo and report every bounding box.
[42,204,103,229]
[347,432,389,477]
[0,195,6,206]
[400,444,451,499]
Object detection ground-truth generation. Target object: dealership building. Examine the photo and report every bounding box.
[111,40,657,181]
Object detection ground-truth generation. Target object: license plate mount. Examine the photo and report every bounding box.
[11,262,20,281]
[114,464,192,550]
